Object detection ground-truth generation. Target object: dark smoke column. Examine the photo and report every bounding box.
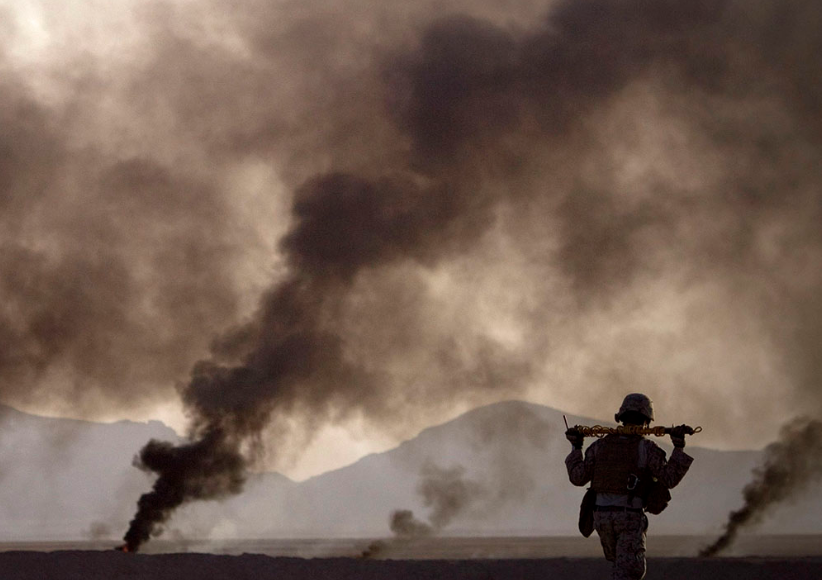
[122,432,245,551]
[121,174,469,550]
[700,418,822,557]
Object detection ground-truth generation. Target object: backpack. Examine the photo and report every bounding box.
[578,488,596,537]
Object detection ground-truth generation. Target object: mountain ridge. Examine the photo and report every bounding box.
[1,400,819,540]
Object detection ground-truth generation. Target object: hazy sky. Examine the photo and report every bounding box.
[1,0,820,479]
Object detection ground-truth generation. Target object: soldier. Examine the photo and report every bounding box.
[565,393,693,580]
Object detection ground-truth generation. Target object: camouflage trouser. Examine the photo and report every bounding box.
[593,510,648,580]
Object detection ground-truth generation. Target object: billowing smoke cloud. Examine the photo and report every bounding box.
[362,462,484,558]
[0,52,250,419]
[389,510,433,538]
[2,0,822,548]
[122,167,501,548]
[700,418,822,556]
[360,404,554,558]
[409,462,485,533]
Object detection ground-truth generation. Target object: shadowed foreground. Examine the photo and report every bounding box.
[1,552,821,580]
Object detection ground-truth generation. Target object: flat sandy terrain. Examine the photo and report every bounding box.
[0,552,820,580]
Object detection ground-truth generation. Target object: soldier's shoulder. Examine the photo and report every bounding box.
[642,438,667,457]
[586,438,606,453]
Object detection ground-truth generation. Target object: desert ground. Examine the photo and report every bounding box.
[2,536,821,578]
[0,551,821,580]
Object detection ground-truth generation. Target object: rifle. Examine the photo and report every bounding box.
[563,415,702,438]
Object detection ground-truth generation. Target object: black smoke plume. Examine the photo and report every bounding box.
[123,431,245,551]
[700,418,822,557]
[121,168,492,549]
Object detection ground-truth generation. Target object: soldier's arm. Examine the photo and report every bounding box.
[646,441,694,489]
[565,441,597,486]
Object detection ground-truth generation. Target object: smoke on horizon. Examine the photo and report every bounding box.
[361,462,485,558]
[700,418,822,556]
[2,0,822,547]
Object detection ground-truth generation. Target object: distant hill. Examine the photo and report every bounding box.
[0,405,180,540]
[1,401,819,541]
[0,405,293,541]
[179,401,820,538]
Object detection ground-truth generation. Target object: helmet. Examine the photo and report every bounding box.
[615,393,654,423]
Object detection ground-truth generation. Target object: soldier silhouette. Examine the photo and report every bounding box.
[565,393,694,580]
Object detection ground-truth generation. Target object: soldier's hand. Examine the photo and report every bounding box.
[565,428,584,449]
[669,425,688,449]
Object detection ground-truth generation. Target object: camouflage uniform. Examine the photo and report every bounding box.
[566,438,693,580]
[593,510,647,580]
